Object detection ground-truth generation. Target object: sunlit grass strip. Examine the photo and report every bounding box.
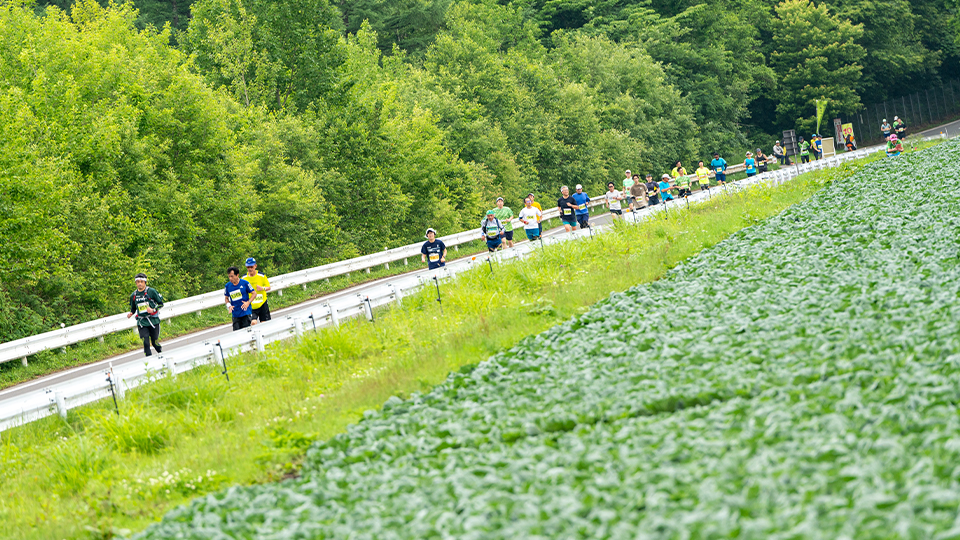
[0,150,905,539]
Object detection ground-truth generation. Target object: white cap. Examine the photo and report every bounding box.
[575,184,583,190]
[625,170,631,174]
[425,228,436,237]
[661,174,670,179]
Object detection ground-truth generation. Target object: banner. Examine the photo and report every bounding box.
[841,123,854,139]
[815,100,827,134]
[833,118,843,143]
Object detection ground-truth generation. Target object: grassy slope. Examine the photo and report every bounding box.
[0,147,916,539]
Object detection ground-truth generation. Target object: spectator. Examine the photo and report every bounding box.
[755,148,769,173]
[773,140,787,165]
[572,184,591,229]
[845,133,857,151]
[710,152,728,184]
[630,174,648,211]
[644,174,660,206]
[420,228,447,269]
[886,134,903,157]
[744,152,757,177]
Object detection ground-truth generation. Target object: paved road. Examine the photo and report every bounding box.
[0,211,616,402]
[920,118,960,138]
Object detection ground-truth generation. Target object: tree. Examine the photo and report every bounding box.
[769,0,865,134]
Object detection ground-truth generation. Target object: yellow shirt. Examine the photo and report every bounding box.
[695,167,711,182]
[241,273,271,309]
[530,201,542,220]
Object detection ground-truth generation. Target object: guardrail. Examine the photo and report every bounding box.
[0,141,903,432]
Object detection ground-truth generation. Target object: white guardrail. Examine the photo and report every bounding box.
[0,141,929,431]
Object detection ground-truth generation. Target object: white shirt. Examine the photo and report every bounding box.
[605,190,623,210]
[518,207,542,229]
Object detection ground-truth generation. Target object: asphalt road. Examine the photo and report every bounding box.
[0,211,617,402]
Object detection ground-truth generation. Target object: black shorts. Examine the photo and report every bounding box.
[232,315,252,331]
[610,209,623,215]
[504,230,514,241]
[251,302,271,322]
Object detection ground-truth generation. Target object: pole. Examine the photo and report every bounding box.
[217,341,229,382]
[106,371,120,416]
[433,276,443,315]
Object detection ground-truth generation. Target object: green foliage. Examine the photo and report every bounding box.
[90,406,171,454]
[134,139,960,539]
[45,437,110,493]
[770,0,865,134]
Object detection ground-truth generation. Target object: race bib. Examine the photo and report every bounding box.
[486,229,499,238]
[715,167,723,173]
[254,294,264,303]
[229,290,242,302]
[429,253,440,262]
[137,302,149,314]
[577,204,586,210]
[563,208,573,216]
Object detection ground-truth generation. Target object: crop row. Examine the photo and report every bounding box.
[135,140,960,539]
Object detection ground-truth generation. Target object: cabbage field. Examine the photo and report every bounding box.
[136,141,960,539]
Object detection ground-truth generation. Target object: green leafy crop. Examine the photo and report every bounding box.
[135,140,960,538]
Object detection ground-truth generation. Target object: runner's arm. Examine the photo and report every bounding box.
[127,294,136,318]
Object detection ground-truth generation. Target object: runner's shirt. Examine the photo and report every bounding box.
[630,183,648,207]
[241,272,270,309]
[129,287,164,328]
[605,190,623,210]
[492,207,514,232]
[557,196,577,221]
[518,207,542,230]
[710,158,727,174]
[420,239,447,269]
[695,166,711,184]
[480,217,504,238]
[623,177,634,193]
[572,192,590,215]
[745,158,756,174]
[224,280,256,318]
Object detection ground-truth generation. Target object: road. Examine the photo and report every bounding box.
[0,211,617,403]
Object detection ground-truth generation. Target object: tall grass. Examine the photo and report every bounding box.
[0,146,923,539]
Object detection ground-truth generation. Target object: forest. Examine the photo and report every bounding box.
[1,0,957,341]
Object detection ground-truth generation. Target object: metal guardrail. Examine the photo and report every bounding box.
[0,141,905,432]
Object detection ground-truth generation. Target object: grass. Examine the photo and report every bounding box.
[0,141,941,539]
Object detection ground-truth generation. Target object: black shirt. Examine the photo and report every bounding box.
[557,196,577,220]
[421,240,446,269]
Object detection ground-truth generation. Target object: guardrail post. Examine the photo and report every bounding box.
[163,355,175,377]
[292,316,303,338]
[404,258,408,266]
[254,331,265,352]
[302,284,307,291]
[98,336,104,343]
[365,268,371,274]
[326,304,339,328]
[389,283,402,306]
[55,391,67,420]
[20,357,27,367]
[361,294,374,321]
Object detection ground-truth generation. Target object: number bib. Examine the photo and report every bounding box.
[563,208,573,216]
[137,302,150,314]
[229,290,243,302]
[429,253,440,262]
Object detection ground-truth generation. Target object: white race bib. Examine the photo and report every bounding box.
[255,294,264,303]
[137,302,149,314]
[229,290,242,302]
[429,253,440,262]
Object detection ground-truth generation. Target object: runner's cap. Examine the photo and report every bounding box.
[625,170,631,174]
[496,197,504,202]
[134,273,147,282]
[661,174,670,179]
[424,228,437,237]
[486,210,495,215]
[575,184,583,190]
[245,257,257,267]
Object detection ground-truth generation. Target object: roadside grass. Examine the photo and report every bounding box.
[0,141,940,539]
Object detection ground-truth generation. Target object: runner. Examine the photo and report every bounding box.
[604,182,624,219]
[420,228,447,269]
[492,197,515,248]
[127,273,164,357]
[241,257,272,325]
[744,152,757,177]
[557,186,578,232]
[881,119,892,139]
[572,184,591,229]
[672,161,691,197]
[644,174,660,206]
[893,116,907,140]
[527,193,543,235]
[812,134,823,160]
[224,266,256,331]
[798,137,811,164]
[710,152,728,185]
[630,174,648,212]
[659,174,675,201]
[480,210,505,251]
[694,160,711,191]
[886,134,903,157]
[518,198,543,240]
[756,148,769,173]
[622,170,635,210]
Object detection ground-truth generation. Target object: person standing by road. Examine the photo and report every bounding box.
[710,152,728,185]
[630,174,648,211]
[224,266,256,331]
[644,174,660,206]
[420,228,447,269]
[604,182,624,219]
[492,197,515,248]
[241,258,272,325]
[798,137,811,163]
[518,198,543,240]
[881,119,892,139]
[481,210,505,251]
[744,152,757,177]
[773,140,787,165]
[127,273,164,357]
[557,186,578,232]
[572,184,591,229]
[695,160,711,191]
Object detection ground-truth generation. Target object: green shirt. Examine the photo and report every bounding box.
[800,141,810,156]
[129,287,164,328]
[492,207,514,232]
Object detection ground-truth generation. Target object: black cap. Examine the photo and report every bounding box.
[712,151,719,156]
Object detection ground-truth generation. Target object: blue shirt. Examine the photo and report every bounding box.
[224,280,256,318]
[745,158,756,173]
[572,192,590,215]
[710,158,727,173]
[658,181,674,200]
